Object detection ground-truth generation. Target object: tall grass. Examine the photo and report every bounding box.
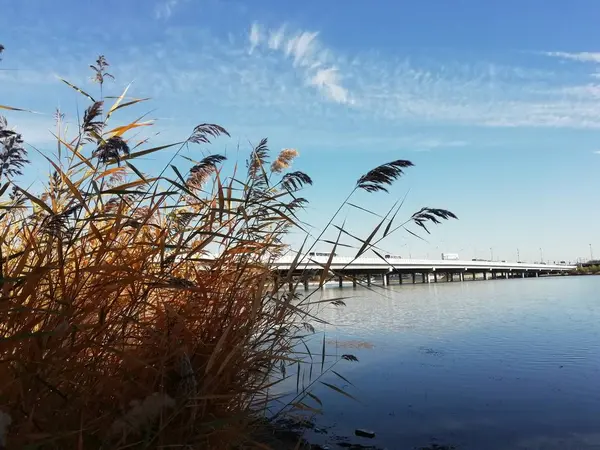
[0,53,456,449]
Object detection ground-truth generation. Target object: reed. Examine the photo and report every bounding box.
[0,52,456,449]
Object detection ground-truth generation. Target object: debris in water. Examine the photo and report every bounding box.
[355,429,376,438]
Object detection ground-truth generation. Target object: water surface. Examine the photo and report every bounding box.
[286,276,600,450]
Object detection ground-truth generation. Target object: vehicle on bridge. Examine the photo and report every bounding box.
[441,253,459,260]
[384,254,402,259]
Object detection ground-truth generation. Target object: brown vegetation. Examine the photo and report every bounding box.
[0,52,456,449]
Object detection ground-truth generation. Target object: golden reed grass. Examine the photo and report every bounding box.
[0,52,457,449]
[0,56,316,449]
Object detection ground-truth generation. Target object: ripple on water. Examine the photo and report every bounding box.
[293,276,600,450]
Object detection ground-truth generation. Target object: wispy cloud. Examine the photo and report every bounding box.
[248,22,353,105]
[594,150,600,154]
[413,139,469,151]
[310,67,350,104]
[558,83,600,97]
[284,30,319,67]
[155,0,183,19]
[7,17,600,147]
[241,23,600,127]
[268,25,286,51]
[248,22,261,54]
[543,51,600,63]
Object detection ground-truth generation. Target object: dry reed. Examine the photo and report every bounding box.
[0,51,457,449]
[0,56,316,449]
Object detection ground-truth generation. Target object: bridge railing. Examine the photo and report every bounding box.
[272,256,574,270]
[184,253,574,270]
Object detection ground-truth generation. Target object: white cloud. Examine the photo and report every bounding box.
[268,25,286,50]
[155,0,181,19]
[249,23,353,105]
[558,83,600,97]
[9,20,600,138]
[249,22,261,54]
[594,150,600,154]
[414,139,468,150]
[285,31,319,67]
[543,51,600,63]
[310,67,350,104]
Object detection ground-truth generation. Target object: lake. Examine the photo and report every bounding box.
[281,276,600,450]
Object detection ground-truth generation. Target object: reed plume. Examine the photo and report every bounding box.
[271,148,298,173]
[0,116,28,180]
[186,154,227,190]
[356,159,414,193]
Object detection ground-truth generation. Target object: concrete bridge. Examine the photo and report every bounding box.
[272,255,575,289]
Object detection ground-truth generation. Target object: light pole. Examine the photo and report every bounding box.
[590,244,594,261]
[539,247,544,263]
[517,248,520,262]
[490,247,493,261]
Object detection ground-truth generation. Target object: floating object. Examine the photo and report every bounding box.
[354,429,376,438]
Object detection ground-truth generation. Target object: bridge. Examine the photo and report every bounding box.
[272,255,575,289]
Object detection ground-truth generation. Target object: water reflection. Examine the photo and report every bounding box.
[288,277,600,449]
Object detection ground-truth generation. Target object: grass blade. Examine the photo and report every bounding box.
[320,334,326,373]
[319,381,358,402]
[59,78,96,102]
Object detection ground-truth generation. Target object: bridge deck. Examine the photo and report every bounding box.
[273,256,574,273]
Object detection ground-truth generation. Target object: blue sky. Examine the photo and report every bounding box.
[1,0,599,262]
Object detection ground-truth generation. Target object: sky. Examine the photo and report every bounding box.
[0,0,599,263]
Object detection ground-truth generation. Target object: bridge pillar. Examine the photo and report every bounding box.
[484,271,488,280]
[385,273,390,286]
[398,274,403,284]
[473,272,477,281]
[352,276,357,288]
[421,272,427,283]
[505,272,509,279]
[412,273,416,284]
[303,278,309,290]
[535,271,539,278]
[460,272,464,282]
[449,272,453,282]
[367,274,371,286]
[338,276,343,288]
[434,272,438,282]
[522,272,525,279]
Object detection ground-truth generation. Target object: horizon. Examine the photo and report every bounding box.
[1,0,599,262]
